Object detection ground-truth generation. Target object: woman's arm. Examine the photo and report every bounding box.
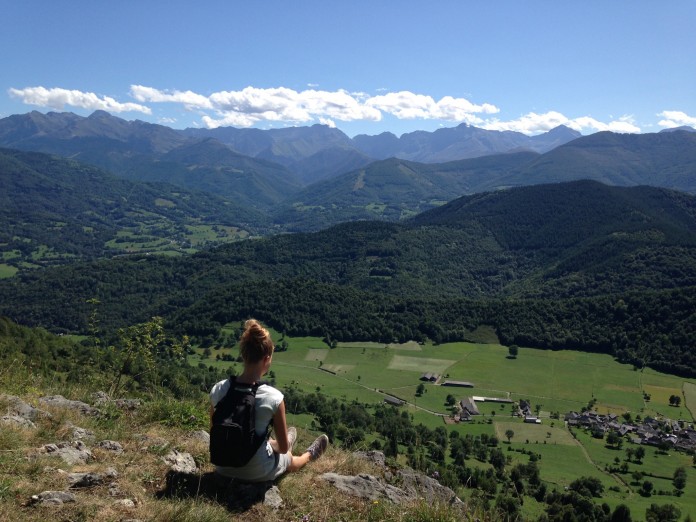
[270,400,290,454]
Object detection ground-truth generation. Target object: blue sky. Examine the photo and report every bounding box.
[2,1,695,137]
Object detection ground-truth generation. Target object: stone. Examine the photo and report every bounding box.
[39,395,101,416]
[97,440,124,454]
[41,441,93,465]
[69,471,109,488]
[1,394,49,421]
[263,485,283,510]
[396,468,463,506]
[354,450,387,468]
[320,473,411,504]
[69,425,95,441]
[163,450,197,474]
[1,414,36,429]
[114,498,136,509]
[189,430,210,443]
[30,491,76,505]
[92,391,142,411]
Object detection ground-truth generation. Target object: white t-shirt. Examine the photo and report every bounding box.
[210,378,285,481]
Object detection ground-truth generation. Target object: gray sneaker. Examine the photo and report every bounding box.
[287,427,297,453]
[306,434,329,461]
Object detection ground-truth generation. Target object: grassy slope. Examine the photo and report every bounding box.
[0,364,477,522]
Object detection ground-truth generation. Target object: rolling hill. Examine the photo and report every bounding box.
[0,148,267,270]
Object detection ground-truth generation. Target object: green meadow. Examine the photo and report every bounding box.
[193,329,696,517]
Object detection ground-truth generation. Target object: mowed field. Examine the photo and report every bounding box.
[193,330,696,518]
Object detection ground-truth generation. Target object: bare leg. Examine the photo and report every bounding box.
[287,452,312,472]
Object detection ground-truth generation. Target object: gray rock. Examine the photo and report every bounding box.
[396,468,463,506]
[263,485,283,510]
[189,430,210,443]
[354,450,387,468]
[30,490,76,504]
[320,473,412,504]
[92,391,142,411]
[69,425,95,441]
[97,440,124,454]
[68,472,102,488]
[163,450,197,474]
[1,394,49,421]
[39,395,101,416]
[114,498,136,508]
[1,414,36,429]
[41,441,93,465]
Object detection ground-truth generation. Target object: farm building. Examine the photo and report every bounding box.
[441,380,474,387]
[420,372,440,382]
[459,397,480,416]
[384,396,405,407]
[524,416,541,424]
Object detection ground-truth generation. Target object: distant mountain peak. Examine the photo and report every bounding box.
[660,125,696,133]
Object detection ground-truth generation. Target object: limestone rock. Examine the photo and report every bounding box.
[189,430,210,443]
[354,450,387,468]
[30,490,76,505]
[163,450,197,474]
[114,498,136,509]
[97,440,124,454]
[92,391,142,411]
[263,485,283,510]
[397,468,463,506]
[39,395,101,416]
[1,394,49,421]
[1,414,36,429]
[320,473,412,504]
[41,441,93,465]
[68,467,117,488]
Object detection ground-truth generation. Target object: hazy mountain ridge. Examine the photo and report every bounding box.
[352,123,582,162]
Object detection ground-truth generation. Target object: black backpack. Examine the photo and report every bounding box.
[210,376,269,467]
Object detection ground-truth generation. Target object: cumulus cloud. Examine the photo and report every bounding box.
[482,111,640,135]
[8,86,151,114]
[657,110,696,129]
[130,85,212,110]
[128,85,496,129]
[366,91,498,123]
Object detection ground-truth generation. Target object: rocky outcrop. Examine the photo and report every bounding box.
[39,395,102,416]
[39,441,94,465]
[321,451,463,508]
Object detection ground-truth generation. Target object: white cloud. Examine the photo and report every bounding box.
[130,85,494,128]
[366,91,498,122]
[319,117,336,128]
[8,86,151,114]
[130,85,212,110]
[482,111,640,135]
[657,110,696,129]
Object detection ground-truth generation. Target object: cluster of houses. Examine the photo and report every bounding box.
[565,410,696,452]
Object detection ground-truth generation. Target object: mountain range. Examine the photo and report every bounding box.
[1,111,696,234]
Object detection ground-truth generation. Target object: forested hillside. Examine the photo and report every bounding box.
[0,148,266,269]
[2,180,695,376]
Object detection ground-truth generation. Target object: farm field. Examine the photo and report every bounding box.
[192,330,696,517]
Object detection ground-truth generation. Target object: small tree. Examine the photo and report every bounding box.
[640,480,654,497]
[508,345,519,358]
[634,446,646,463]
[108,316,187,397]
[505,429,515,443]
[668,394,681,407]
[416,383,425,397]
[673,466,687,495]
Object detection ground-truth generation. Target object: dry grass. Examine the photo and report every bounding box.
[0,369,484,522]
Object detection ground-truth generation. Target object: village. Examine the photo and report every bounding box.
[409,372,696,455]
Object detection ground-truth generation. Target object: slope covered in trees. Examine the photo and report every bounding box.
[2,180,695,376]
